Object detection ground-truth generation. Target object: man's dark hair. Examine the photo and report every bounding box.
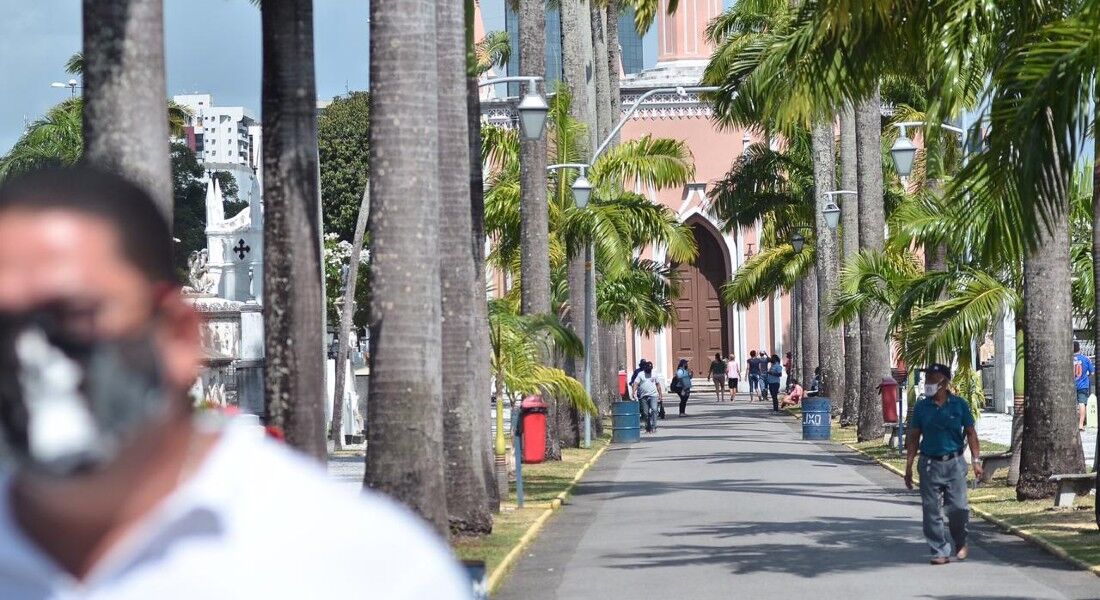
[0,166,175,284]
[1074,341,1081,353]
[750,350,757,357]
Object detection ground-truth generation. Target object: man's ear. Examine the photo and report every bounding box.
[155,288,203,397]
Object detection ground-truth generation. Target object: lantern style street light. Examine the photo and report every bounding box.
[791,231,806,253]
[822,190,855,231]
[890,121,967,179]
[478,75,549,140]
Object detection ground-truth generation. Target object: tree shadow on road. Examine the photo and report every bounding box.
[574,476,917,507]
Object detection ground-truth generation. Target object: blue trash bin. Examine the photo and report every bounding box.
[802,397,831,440]
[611,401,641,443]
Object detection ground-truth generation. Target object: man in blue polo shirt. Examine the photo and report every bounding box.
[904,363,983,565]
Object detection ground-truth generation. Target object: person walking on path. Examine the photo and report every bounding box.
[765,354,783,412]
[632,361,663,433]
[710,353,727,402]
[904,363,983,565]
[747,351,760,400]
[757,351,770,402]
[726,354,740,400]
[1073,341,1094,431]
[673,359,694,416]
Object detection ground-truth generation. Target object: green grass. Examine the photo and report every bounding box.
[452,428,611,575]
[808,412,1100,569]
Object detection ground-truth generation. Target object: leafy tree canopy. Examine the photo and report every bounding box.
[318,91,370,241]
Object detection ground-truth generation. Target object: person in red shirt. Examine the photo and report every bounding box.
[781,379,805,408]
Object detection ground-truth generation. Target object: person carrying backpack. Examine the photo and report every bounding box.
[672,359,694,416]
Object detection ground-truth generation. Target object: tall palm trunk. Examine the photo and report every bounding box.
[1093,124,1100,525]
[260,0,326,459]
[790,278,802,382]
[82,0,172,221]
[518,0,551,318]
[1018,197,1085,499]
[606,0,627,408]
[439,0,492,534]
[801,265,819,385]
[562,0,596,451]
[465,0,498,512]
[854,89,888,442]
[364,0,449,534]
[518,0,557,459]
[812,119,843,406]
[839,106,860,425]
[331,183,369,452]
[592,2,614,417]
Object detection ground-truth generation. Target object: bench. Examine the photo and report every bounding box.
[1048,473,1097,508]
[979,452,1013,483]
[883,423,900,446]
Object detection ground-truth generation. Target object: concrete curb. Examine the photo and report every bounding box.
[486,441,611,595]
[835,439,1100,578]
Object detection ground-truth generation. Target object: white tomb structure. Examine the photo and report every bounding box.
[184,176,266,414]
[184,174,363,441]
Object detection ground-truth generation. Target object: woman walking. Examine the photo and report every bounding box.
[766,354,783,412]
[726,354,740,400]
[674,359,694,416]
[709,353,727,402]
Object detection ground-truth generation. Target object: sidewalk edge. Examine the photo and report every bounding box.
[486,442,611,594]
[835,439,1100,578]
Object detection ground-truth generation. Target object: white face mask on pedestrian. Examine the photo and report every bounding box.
[924,383,941,397]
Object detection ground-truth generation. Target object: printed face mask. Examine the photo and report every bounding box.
[924,383,941,397]
[0,307,168,477]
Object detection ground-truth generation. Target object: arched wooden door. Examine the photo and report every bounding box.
[671,222,729,371]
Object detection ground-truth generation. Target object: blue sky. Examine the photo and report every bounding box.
[0,0,667,154]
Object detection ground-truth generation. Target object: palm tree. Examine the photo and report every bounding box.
[517,0,551,318]
[853,89,890,442]
[629,0,678,35]
[439,0,492,535]
[82,0,173,221]
[466,0,499,511]
[838,106,861,425]
[0,99,83,181]
[811,119,844,403]
[474,30,511,77]
[364,0,449,533]
[259,0,328,461]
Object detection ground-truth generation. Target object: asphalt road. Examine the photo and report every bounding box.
[494,399,1100,600]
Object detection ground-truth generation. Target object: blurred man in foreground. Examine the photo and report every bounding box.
[0,167,470,598]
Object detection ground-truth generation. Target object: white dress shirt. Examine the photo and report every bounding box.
[0,422,472,599]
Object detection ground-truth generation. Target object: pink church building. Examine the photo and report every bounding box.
[480,0,791,383]
[620,0,790,381]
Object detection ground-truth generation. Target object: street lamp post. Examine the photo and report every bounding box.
[822,190,855,231]
[477,75,549,141]
[50,79,81,97]
[548,163,593,447]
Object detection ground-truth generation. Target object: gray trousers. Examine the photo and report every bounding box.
[918,455,969,558]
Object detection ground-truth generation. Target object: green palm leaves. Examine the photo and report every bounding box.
[0,99,83,181]
[489,298,596,414]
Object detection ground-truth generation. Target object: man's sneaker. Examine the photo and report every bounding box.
[930,557,949,565]
[955,546,968,561]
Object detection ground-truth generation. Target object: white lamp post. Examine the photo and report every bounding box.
[50,79,80,97]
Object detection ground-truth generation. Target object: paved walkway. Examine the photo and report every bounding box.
[496,399,1100,599]
[976,411,1096,468]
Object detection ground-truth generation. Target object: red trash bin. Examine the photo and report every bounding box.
[618,370,628,398]
[879,377,899,423]
[520,396,548,464]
